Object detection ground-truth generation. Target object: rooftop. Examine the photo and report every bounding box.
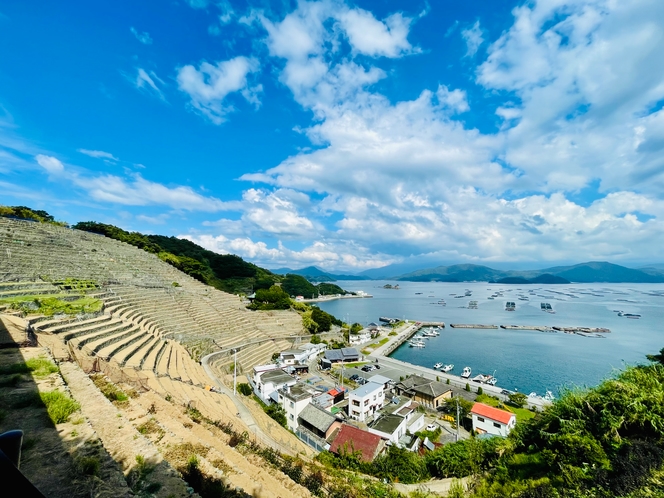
[281,383,316,402]
[330,424,382,462]
[369,414,405,435]
[367,374,392,386]
[298,403,339,433]
[397,375,452,399]
[471,403,515,425]
[350,381,383,398]
[260,369,294,385]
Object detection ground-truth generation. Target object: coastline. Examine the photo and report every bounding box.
[299,293,373,303]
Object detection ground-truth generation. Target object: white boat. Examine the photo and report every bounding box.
[441,364,454,372]
[544,390,554,401]
[422,329,438,337]
[409,339,425,348]
[487,377,498,386]
[472,374,488,383]
[461,366,472,378]
[433,362,443,369]
[528,392,538,398]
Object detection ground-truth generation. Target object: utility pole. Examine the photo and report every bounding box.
[233,349,237,396]
[456,396,460,442]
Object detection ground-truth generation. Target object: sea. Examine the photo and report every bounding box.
[316,280,664,396]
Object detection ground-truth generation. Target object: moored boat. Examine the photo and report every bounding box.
[461,366,472,378]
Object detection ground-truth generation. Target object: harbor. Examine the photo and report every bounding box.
[317,280,664,397]
[364,321,551,411]
[298,291,373,303]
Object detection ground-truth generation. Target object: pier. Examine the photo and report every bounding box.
[382,321,445,356]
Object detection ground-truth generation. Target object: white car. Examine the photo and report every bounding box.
[425,423,438,431]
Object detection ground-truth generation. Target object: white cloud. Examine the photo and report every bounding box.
[461,20,484,57]
[337,9,416,57]
[77,149,118,161]
[134,68,166,101]
[35,154,64,175]
[130,27,153,45]
[72,173,225,211]
[176,56,261,124]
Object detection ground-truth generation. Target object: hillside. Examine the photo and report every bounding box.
[272,266,370,282]
[394,261,664,283]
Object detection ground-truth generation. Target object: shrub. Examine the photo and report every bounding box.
[40,390,80,424]
[237,383,252,396]
[75,456,100,476]
[465,383,471,392]
[477,386,483,395]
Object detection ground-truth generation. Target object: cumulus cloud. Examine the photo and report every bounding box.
[130,27,153,45]
[176,56,261,124]
[77,149,118,161]
[337,9,416,57]
[221,0,664,268]
[461,20,484,57]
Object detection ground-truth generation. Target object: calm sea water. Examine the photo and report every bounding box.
[317,281,664,396]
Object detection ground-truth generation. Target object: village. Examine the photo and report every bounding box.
[249,321,520,464]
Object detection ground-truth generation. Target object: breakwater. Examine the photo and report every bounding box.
[382,321,445,356]
[445,323,610,337]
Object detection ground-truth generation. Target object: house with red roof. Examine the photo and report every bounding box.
[470,403,516,437]
[329,424,383,462]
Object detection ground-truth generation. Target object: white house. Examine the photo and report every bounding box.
[278,383,317,431]
[253,368,296,404]
[348,382,384,422]
[471,403,516,437]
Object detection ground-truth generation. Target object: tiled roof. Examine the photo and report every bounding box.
[330,425,382,462]
[298,404,338,433]
[471,403,515,425]
[369,414,405,435]
[397,375,451,399]
[261,369,294,385]
[350,381,383,398]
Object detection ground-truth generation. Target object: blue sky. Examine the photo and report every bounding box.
[2,0,664,271]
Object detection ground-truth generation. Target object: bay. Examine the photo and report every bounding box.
[316,280,664,396]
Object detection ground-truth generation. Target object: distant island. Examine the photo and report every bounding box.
[489,274,570,284]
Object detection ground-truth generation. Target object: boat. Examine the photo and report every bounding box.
[441,364,454,372]
[409,339,425,348]
[433,362,443,369]
[472,374,488,383]
[618,312,641,318]
[505,301,516,311]
[461,366,472,378]
[487,296,494,300]
[487,377,498,386]
[528,392,538,398]
[544,390,555,401]
[422,329,438,337]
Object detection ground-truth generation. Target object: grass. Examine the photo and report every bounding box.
[475,394,536,422]
[40,390,80,424]
[90,374,129,404]
[0,294,103,316]
[334,361,369,369]
[0,357,58,378]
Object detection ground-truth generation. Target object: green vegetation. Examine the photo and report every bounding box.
[237,383,252,396]
[475,394,535,423]
[90,374,129,404]
[316,282,347,295]
[0,357,58,378]
[0,294,103,316]
[0,205,68,226]
[264,403,287,428]
[247,285,292,310]
[281,273,317,297]
[40,390,80,424]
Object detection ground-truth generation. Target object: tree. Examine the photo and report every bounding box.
[508,392,528,408]
[646,347,664,365]
[264,404,287,427]
[311,307,332,332]
[237,383,252,396]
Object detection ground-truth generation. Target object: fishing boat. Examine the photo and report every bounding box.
[461,366,472,378]
[487,377,498,386]
[409,339,425,348]
[433,362,443,369]
[441,364,454,372]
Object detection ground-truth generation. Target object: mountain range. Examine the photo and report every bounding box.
[272,261,664,283]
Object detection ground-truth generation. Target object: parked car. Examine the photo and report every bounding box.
[500,389,512,396]
[357,377,368,385]
[361,365,375,372]
[426,423,438,432]
[374,365,381,369]
[349,374,360,381]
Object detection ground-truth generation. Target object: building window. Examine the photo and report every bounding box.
[290,401,294,408]
[493,422,501,428]
[364,400,369,406]
[352,400,360,406]
[477,417,485,422]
